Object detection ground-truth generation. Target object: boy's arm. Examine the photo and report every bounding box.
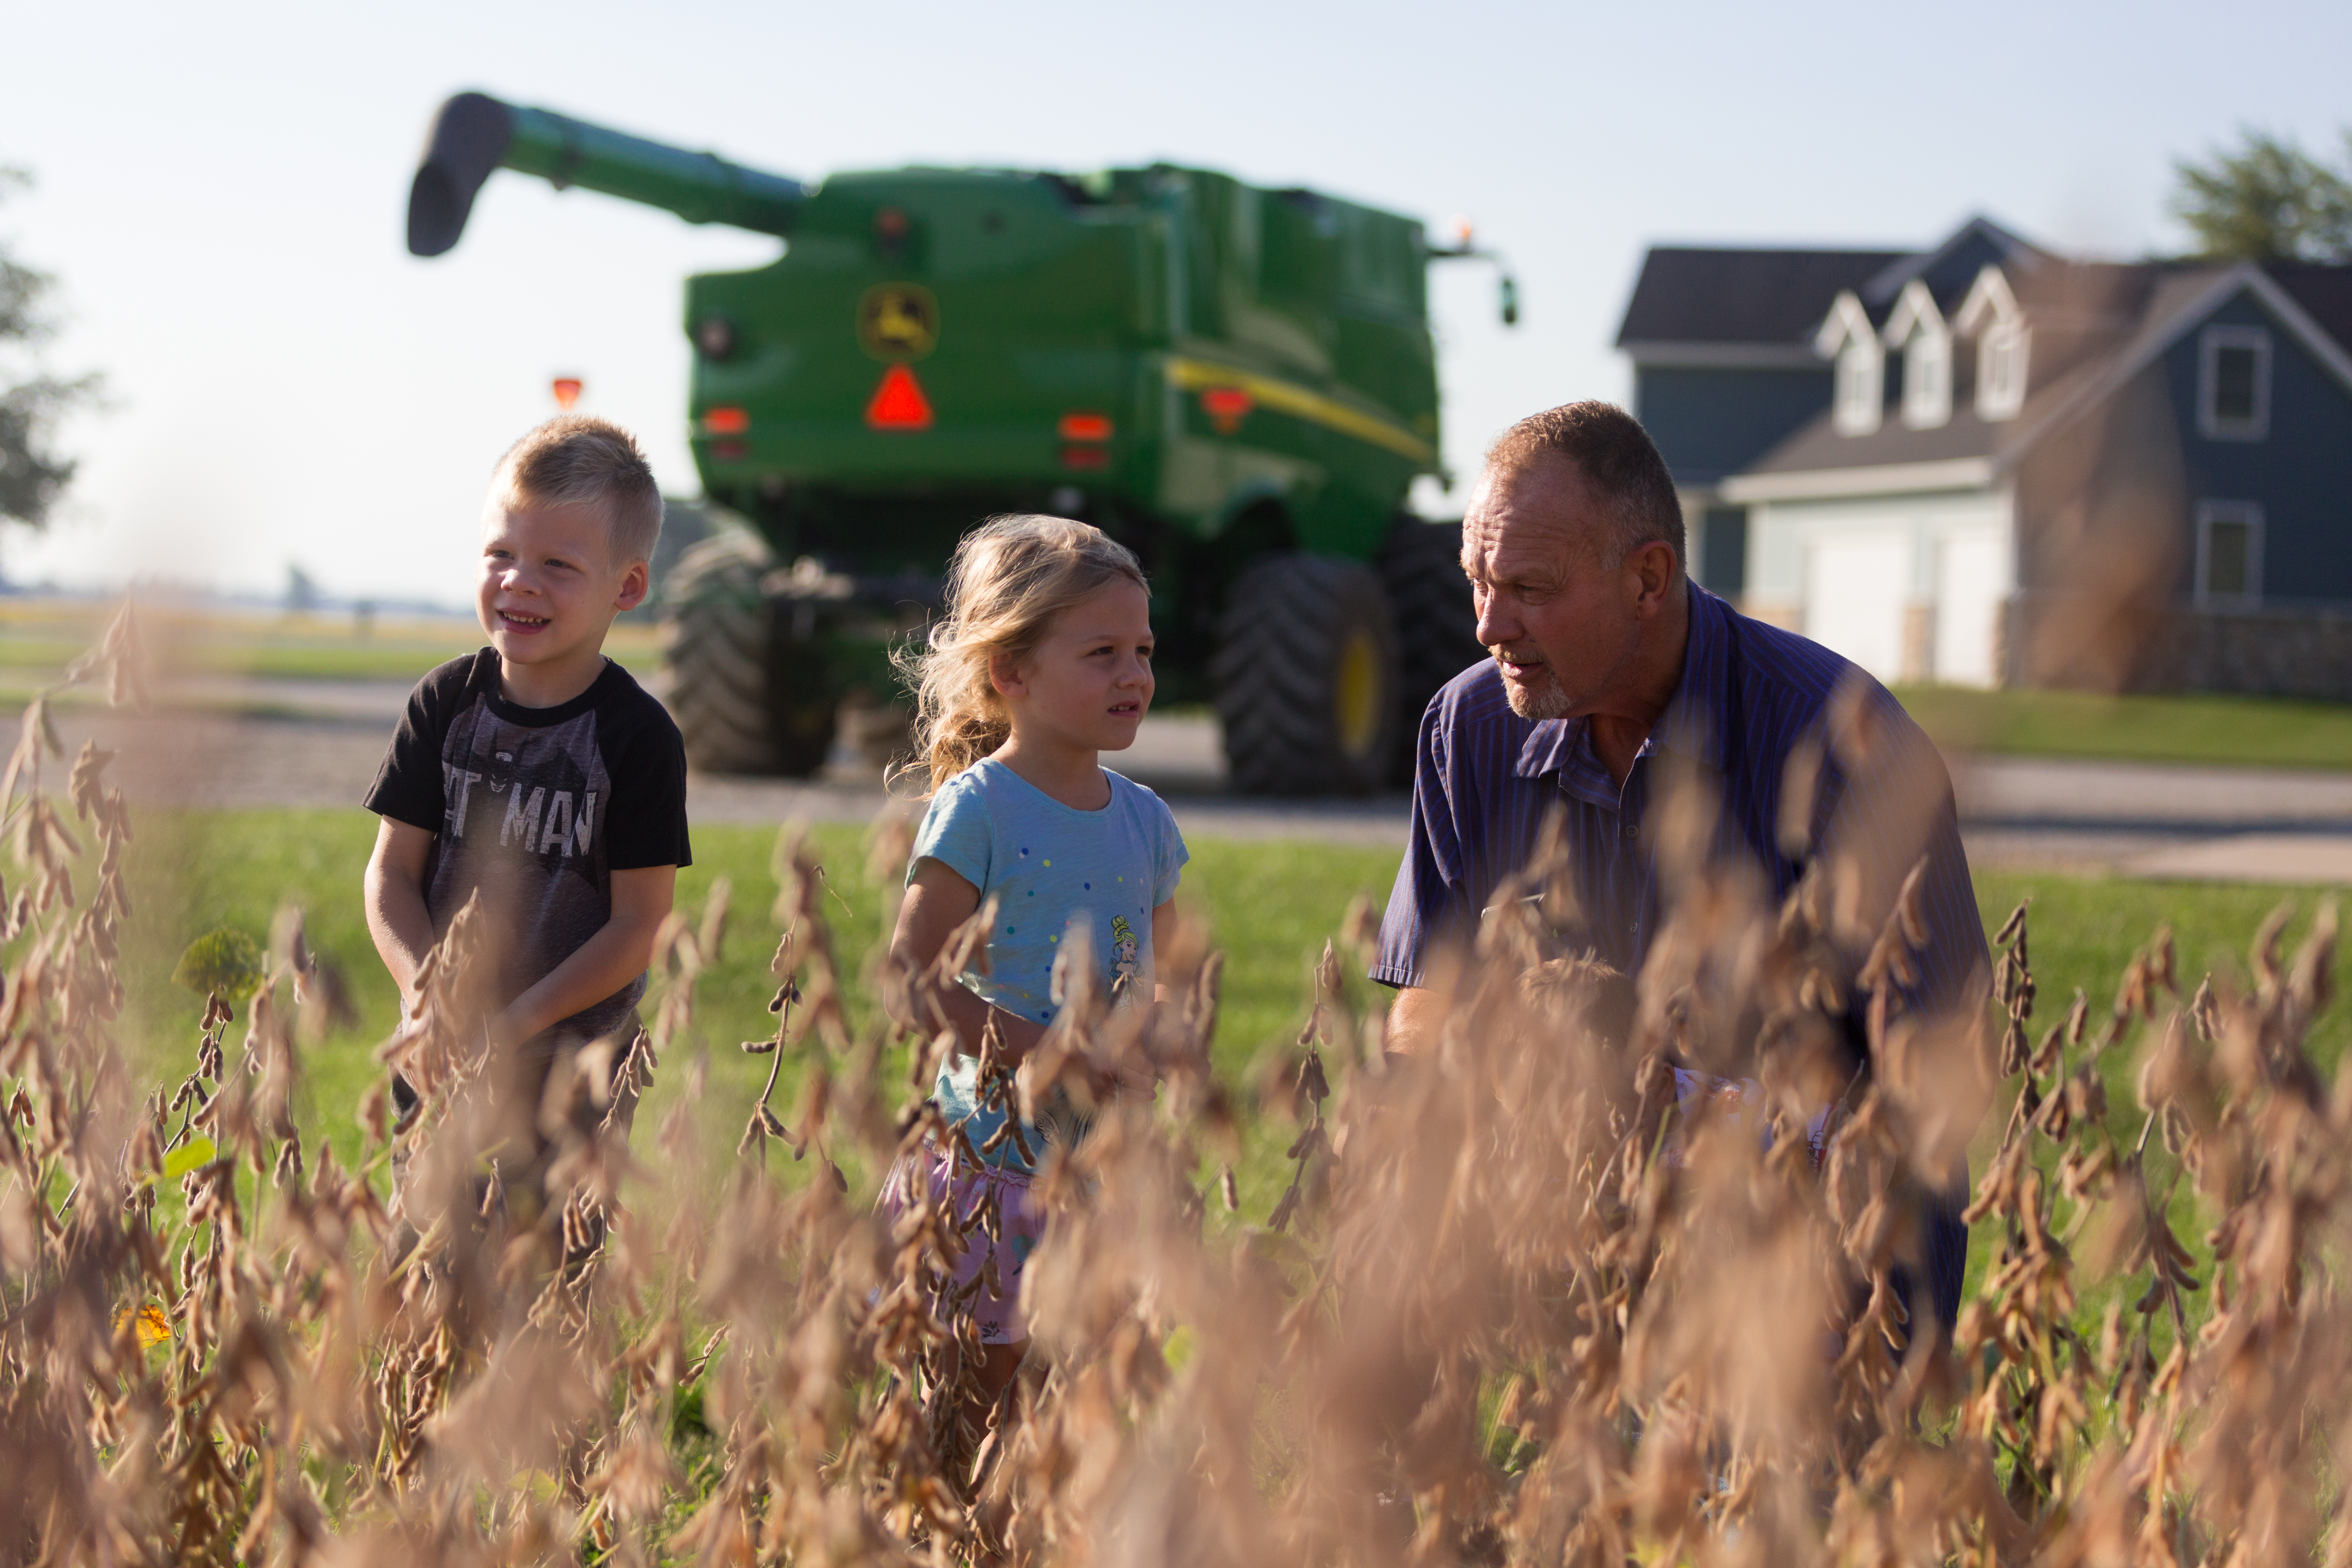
[490,864,677,1049]
[888,858,1046,1061]
[364,817,439,1008]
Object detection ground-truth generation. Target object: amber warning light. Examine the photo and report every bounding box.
[701,406,750,435]
[1057,412,1113,442]
[551,376,583,409]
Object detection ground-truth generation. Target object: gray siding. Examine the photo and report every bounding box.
[1697,507,1748,595]
[1632,364,1833,486]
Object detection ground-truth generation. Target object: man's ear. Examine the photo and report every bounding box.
[1627,540,1679,614]
[614,560,652,613]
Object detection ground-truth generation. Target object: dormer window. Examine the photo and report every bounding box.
[1881,280,1951,430]
[1902,326,1952,427]
[1954,265,2029,421]
[1835,342,1884,434]
[1976,323,2030,420]
[1815,292,1882,436]
[2198,326,2270,440]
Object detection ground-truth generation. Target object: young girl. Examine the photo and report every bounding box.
[882,514,1188,1406]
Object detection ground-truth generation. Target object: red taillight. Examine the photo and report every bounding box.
[702,405,749,434]
[866,365,934,430]
[1060,446,1110,470]
[1200,386,1253,434]
[1057,412,1113,442]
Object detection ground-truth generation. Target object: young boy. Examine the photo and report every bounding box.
[362,415,691,1193]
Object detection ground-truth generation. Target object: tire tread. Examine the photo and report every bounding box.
[1214,554,1398,796]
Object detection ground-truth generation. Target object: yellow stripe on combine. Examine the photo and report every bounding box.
[1165,356,1436,466]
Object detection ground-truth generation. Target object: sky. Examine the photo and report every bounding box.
[2,0,2348,606]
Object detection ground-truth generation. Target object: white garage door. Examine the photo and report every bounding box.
[1804,532,1911,682]
[1935,530,2008,687]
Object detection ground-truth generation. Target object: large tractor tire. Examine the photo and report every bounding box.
[1213,553,1400,796]
[660,529,836,777]
[1380,517,1486,784]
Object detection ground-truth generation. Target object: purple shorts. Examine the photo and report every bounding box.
[879,1143,1044,1346]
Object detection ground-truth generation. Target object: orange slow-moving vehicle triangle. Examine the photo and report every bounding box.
[865,364,934,429]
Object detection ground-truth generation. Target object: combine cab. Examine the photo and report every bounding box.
[409,92,1505,792]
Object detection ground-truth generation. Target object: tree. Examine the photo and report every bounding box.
[0,165,98,529]
[2169,128,2352,264]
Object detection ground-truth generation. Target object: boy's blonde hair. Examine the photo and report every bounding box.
[896,515,1147,792]
[492,415,664,567]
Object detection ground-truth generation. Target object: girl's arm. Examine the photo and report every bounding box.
[889,858,1048,1062]
[1151,897,1179,1006]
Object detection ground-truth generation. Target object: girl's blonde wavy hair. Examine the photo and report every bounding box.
[894,515,1147,793]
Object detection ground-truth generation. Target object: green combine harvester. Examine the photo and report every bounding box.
[408,92,1508,792]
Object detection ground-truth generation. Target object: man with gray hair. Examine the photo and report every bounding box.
[1372,400,1985,1330]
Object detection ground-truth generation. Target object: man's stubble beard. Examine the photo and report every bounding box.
[1497,656,1574,720]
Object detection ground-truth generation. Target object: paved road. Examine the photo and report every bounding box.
[1947,755,2352,879]
[29,678,2352,879]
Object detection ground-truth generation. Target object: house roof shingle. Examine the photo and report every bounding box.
[1724,262,2352,492]
[1620,217,2352,499]
[1858,216,2058,308]
[1615,247,1907,348]
[2268,263,2352,351]
[1734,268,2227,479]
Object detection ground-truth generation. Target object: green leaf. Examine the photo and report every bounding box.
[171,928,264,1003]
[162,1137,216,1180]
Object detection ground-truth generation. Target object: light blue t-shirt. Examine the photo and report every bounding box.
[908,757,1188,1172]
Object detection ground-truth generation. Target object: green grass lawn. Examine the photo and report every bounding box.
[1896,684,2352,771]
[118,810,1406,1214]
[117,806,2344,1250]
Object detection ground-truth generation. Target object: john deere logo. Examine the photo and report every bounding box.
[856,284,939,361]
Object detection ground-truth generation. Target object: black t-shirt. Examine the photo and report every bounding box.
[365,651,692,1046]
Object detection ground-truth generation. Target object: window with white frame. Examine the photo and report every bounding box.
[1977,322,2029,420]
[1834,340,1883,435]
[1902,325,1952,428]
[2198,326,2271,440]
[2194,500,2263,607]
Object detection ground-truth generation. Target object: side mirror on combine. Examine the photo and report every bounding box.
[1431,219,1520,329]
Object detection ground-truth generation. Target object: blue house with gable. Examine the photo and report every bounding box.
[1617,219,2352,697]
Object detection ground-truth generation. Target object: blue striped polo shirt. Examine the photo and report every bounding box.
[1373,581,1986,1325]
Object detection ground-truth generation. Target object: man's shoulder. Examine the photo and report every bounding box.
[1710,597,1846,718]
[1709,594,1942,771]
[1428,658,1529,737]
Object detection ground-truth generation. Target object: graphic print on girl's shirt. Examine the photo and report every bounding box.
[905,757,1187,1173]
